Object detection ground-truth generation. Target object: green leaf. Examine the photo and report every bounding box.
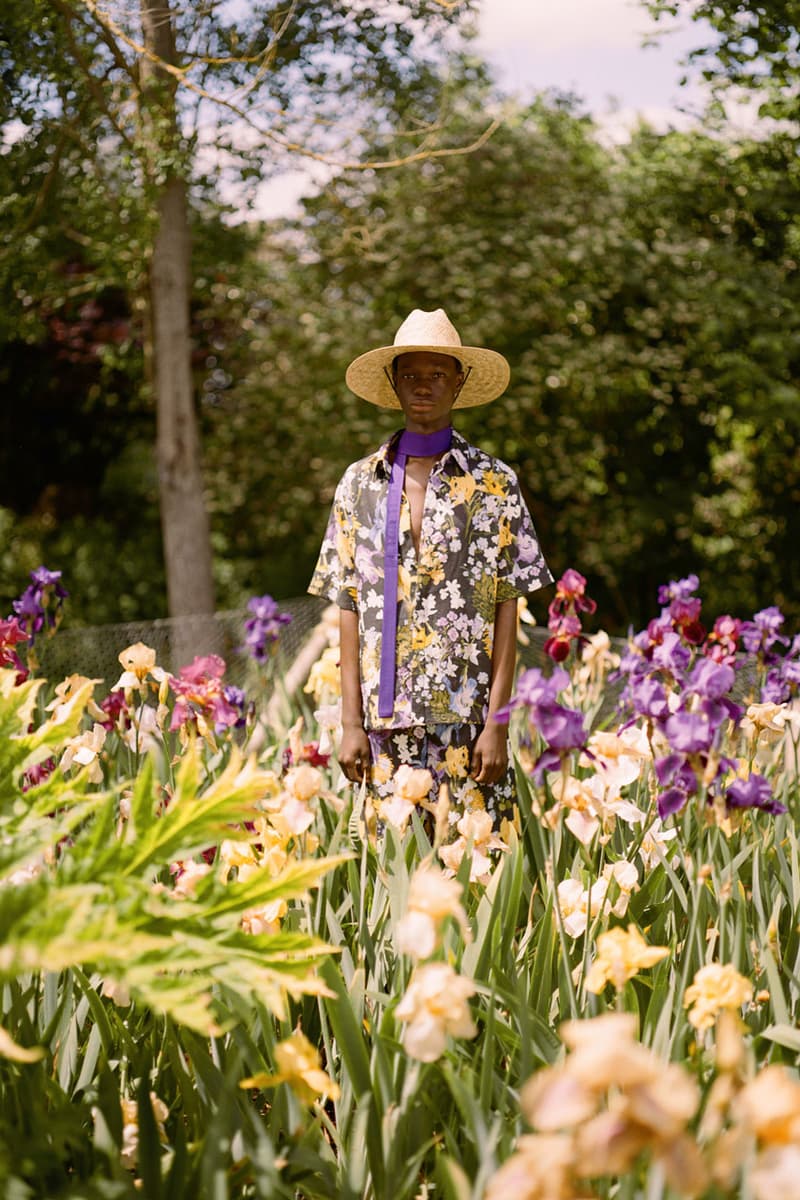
[761,1023,800,1053]
[320,957,372,1101]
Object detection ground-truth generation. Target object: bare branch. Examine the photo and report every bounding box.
[78,0,503,172]
[302,114,504,171]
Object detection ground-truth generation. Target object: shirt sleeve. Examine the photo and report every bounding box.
[307,471,358,611]
[495,470,554,603]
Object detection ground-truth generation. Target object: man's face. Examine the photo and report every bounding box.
[393,351,465,431]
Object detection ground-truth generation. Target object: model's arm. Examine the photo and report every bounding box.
[338,606,371,783]
[471,597,518,785]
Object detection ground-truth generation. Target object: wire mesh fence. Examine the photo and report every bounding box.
[37,596,331,692]
[35,595,633,712]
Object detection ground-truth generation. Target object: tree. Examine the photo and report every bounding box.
[1,0,486,656]
[139,0,216,641]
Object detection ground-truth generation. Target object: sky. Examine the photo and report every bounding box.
[479,0,708,135]
[251,0,710,218]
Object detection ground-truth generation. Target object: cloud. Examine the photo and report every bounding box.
[474,0,708,115]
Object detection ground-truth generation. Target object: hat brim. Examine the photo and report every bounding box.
[345,343,510,409]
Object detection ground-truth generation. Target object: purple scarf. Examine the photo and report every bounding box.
[378,425,453,718]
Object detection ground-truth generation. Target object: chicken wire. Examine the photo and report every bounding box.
[36,595,331,694]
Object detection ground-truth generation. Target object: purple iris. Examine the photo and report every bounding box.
[655,755,699,819]
[658,575,700,606]
[761,673,789,704]
[685,659,742,727]
[220,684,249,731]
[211,691,243,731]
[13,586,46,634]
[243,594,292,663]
[687,658,735,701]
[630,676,671,721]
[725,775,786,815]
[535,705,586,749]
[651,631,691,677]
[29,567,68,596]
[633,614,672,655]
[664,711,714,754]
[498,666,587,782]
[11,566,68,643]
[495,667,569,721]
[741,606,789,659]
[761,642,800,704]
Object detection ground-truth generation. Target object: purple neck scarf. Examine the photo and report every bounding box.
[378,425,453,718]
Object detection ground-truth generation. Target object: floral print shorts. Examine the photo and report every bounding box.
[366,723,516,828]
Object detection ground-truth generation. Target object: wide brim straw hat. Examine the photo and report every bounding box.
[345,308,511,409]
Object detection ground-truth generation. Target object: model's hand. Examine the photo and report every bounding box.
[470,721,509,786]
[338,724,371,784]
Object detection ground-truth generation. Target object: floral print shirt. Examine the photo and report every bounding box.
[308,429,552,731]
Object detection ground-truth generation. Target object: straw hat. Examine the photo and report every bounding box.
[345,309,510,409]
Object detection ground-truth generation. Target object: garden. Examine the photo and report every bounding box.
[2,563,800,1199]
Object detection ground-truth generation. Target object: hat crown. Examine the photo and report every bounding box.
[392,308,463,351]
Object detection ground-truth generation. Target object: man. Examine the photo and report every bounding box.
[308,309,552,826]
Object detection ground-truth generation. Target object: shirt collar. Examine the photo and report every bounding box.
[374,428,470,479]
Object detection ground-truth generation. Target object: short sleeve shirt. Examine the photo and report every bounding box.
[308,429,552,731]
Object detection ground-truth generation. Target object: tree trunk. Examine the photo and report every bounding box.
[140,0,217,669]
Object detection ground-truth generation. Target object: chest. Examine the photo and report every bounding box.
[403,459,435,556]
